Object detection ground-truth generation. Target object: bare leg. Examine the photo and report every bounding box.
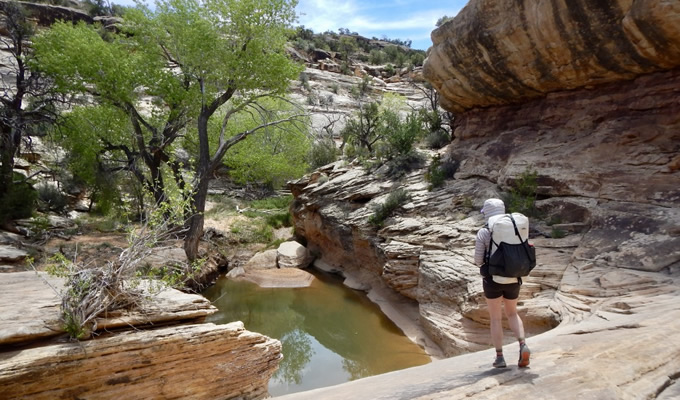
[485,296,504,350]
[502,297,525,341]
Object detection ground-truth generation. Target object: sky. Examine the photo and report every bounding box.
[111,0,468,50]
[295,0,467,50]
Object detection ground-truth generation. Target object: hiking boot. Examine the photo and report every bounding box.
[493,355,507,368]
[518,343,531,368]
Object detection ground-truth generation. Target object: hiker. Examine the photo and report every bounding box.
[474,198,531,368]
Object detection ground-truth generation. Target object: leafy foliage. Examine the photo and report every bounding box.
[0,2,58,216]
[424,129,450,149]
[425,155,459,190]
[249,195,293,210]
[217,100,311,189]
[368,188,411,227]
[33,0,303,260]
[0,179,37,223]
[504,167,539,216]
[380,110,424,158]
[306,136,338,169]
[36,184,68,213]
[342,93,425,171]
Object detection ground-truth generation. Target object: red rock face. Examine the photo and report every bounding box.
[424,0,680,113]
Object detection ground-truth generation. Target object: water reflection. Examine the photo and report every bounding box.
[202,269,430,396]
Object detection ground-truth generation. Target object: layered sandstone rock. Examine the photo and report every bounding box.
[0,272,282,399]
[423,0,680,113]
[0,322,282,400]
[0,271,217,345]
[288,0,680,397]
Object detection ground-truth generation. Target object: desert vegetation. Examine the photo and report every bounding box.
[0,0,451,339]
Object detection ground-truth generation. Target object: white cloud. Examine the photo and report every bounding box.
[296,0,358,32]
[345,9,448,31]
[297,0,459,40]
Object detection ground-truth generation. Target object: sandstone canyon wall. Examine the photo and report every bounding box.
[423,0,680,113]
[290,0,680,396]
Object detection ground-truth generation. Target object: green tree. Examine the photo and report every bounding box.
[338,36,357,61]
[218,100,311,189]
[55,105,147,216]
[341,102,383,155]
[436,15,453,27]
[380,110,424,158]
[0,2,57,222]
[34,19,190,208]
[34,0,303,261]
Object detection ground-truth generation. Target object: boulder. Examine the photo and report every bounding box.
[242,249,278,270]
[240,268,316,288]
[0,231,23,244]
[277,241,313,269]
[0,245,27,263]
[311,48,333,61]
[424,0,680,113]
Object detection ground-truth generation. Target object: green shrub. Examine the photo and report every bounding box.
[254,223,274,243]
[306,137,338,169]
[424,129,450,149]
[369,49,386,65]
[425,155,459,190]
[551,227,566,238]
[368,188,411,227]
[299,71,310,89]
[28,215,51,238]
[382,111,424,158]
[504,167,538,216]
[0,181,37,223]
[265,212,292,228]
[37,184,69,213]
[249,195,293,210]
[385,151,425,178]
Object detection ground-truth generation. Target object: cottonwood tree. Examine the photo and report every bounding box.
[0,2,59,222]
[34,0,303,261]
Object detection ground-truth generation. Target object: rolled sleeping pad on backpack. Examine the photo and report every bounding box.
[487,213,529,256]
[487,213,535,279]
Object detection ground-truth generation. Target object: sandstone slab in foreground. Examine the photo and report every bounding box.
[0,322,282,400]
[277,289,680,399]
[0,271,216,345]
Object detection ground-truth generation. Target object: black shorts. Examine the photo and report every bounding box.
[483,277,521,300]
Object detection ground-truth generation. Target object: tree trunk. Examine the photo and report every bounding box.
[183,111,211,262]
[0,127,15,197]
[183,173,209,262]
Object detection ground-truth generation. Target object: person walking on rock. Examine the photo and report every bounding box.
[474,198,531,368]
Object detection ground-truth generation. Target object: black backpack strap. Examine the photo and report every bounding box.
[509,214,524,241]
[509,214,533,264]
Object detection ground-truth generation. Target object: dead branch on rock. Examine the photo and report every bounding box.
[41,213,196,340]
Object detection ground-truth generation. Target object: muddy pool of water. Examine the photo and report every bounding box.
[202,269,431,397]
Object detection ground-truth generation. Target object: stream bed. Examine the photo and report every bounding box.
[202,269,431,397]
